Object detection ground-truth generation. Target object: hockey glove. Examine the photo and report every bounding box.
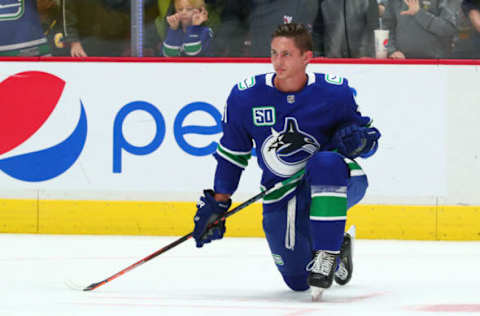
[333,124,381,159]
[193,189,231,248]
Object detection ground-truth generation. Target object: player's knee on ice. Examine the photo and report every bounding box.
[282,274,310,291]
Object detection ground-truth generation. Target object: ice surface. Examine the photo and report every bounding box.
[1,234,479,316]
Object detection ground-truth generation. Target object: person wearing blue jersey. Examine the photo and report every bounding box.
[0,0,50,56]
[192,22,381,300]
[162,0,213,56]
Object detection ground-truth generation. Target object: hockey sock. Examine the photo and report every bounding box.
[309,191,347,252]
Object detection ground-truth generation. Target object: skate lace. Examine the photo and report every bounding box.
[335,262,348,280]
[306,252,335,276]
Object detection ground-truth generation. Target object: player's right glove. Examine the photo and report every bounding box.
[333,124,381,159]
[193,190,231,248]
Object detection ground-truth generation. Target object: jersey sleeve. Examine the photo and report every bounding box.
[162,28,183,56]
[184,26,213,56]
[332,79,380,157]
[334,79,373,128]
[213,87,253,195]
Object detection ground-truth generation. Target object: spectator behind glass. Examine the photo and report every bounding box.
[211,0,251,57]
[383,0,457,59]
[156,0,221,55]
[378,0,389,16]
[0,0,50,56]
[63,0,158,57]
[162,0,213,56]
[37,0,68,56]
[248,0,318,57]
[316,0,379,58]
[457,0,480,58]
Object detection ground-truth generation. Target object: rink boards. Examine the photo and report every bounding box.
[1,199,479,240]
[0,58,479,240]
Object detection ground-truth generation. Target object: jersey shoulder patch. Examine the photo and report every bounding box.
[324,73,344,86]
[237,76,256,91]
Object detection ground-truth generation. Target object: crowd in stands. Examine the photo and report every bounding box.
[1,0,479,59]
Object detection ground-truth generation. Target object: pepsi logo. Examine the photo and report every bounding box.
[383,38,389,47]
[0,71,87,182]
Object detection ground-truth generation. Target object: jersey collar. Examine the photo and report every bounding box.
[265,72,316,88]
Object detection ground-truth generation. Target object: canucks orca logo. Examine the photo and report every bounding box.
[0,71,87,182]
[261,117,320,177]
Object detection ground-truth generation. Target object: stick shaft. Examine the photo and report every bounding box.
[84,233,192,291]
[83,169,305,291]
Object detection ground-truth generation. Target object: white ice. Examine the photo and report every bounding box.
[1,234,480,316]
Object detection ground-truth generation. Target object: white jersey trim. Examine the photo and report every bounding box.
[216,150,247,169]
[265,72,315,88]
[351,170,365,176]
[218,144,251,156]
[0,38,47,51]
[312,192,347,198]
[265,73,274,87]
[310,216,347,221]
[306,72,316,85]
[262,186,297,204]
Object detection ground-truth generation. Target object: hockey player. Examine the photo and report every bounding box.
[192,23,381,300]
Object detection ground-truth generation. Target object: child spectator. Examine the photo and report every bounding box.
[162,0,213,56]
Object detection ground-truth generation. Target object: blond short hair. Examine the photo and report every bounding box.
[174,0,205,10]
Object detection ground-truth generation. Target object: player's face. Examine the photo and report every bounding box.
[271,37,311,80]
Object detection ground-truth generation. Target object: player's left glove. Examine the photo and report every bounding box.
[193,190,231,248]
[333,124,381,159]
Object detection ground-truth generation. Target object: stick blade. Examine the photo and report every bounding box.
[64,278,88,291]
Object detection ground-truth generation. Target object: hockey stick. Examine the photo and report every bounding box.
[78,169,305,292]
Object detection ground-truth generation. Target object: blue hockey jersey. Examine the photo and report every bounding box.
[162,25,213,57]
[0,0,50,56]
[213,72,373,205]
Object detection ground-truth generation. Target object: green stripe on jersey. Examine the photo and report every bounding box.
[163,45,180,57]
[310,196,347,218]
[184,42,201,55]
[344,159,365,176]
[217,145,251,168]
[263,181,297,202]
[347,161,362,170]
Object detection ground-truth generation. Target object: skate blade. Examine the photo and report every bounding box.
[311,286,325,302]
[347,225,356,238]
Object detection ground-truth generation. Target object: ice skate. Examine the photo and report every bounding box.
[335,225,355,286]
[306,250,338,301]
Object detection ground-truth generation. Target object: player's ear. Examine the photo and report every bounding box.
[303,50,313,65]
